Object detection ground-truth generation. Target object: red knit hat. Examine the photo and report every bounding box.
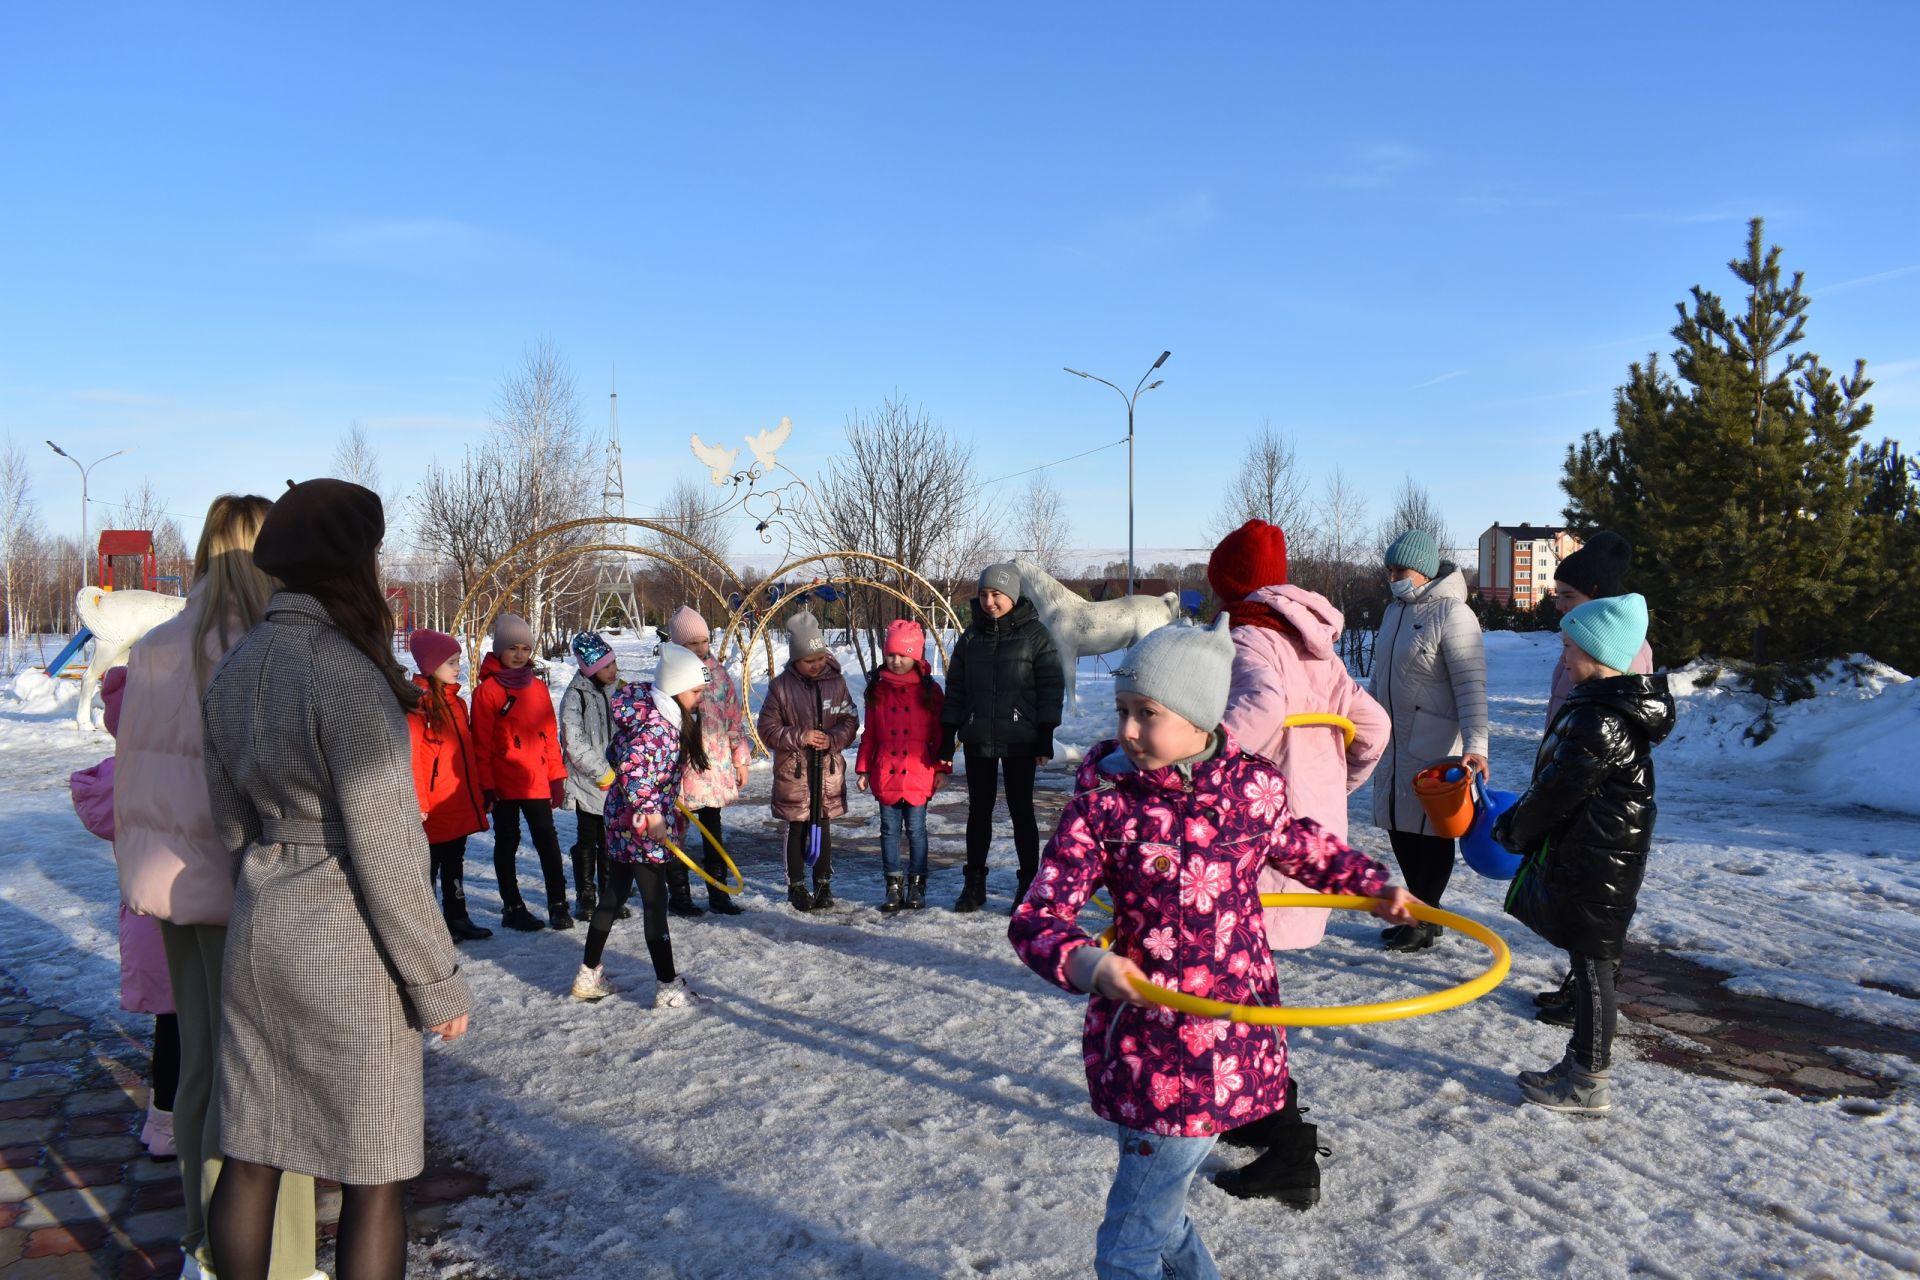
[1207,520,1288,601]
[883,618,925,659]
[408,629,461,676]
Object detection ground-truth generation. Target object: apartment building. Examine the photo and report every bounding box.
[1476,523,1582,609]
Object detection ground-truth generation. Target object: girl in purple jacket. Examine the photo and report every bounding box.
[1011,617,1413,1280]
[570,643,711,1008]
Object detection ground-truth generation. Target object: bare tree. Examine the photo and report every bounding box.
[1375,473,1454,566]
[646,477,733,613]
[333,421,403,512]
[798,395,996,670]
[1014,474,1072,578]
[489,341,599,646]
[1,438,38,670]
[1309,466,1372,605]
[107,480,190,582]
[412,446,505,599]
[1212,422,1316,545]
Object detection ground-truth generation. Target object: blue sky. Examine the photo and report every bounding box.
[4,2,1916,562]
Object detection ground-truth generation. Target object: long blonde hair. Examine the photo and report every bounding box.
[191,494,278,689]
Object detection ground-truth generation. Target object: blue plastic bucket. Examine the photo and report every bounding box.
[1460,779,1523,879]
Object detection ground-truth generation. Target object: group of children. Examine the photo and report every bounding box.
[384,554,1668,1279]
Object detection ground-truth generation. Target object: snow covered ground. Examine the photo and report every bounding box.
[4,632,1918,1277]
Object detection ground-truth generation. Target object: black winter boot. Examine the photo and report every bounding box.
[1221,1078,1303,1150]
[1213,1123,1327,1208]
[811,876,835,911]
[1009,867,1036,916]
[667,863,705,918]
[570,843,597,921]
[880,876,905,914]
[548,902,576,931]
[440,861,493,942]
[788,882,813,912]
[705,853,743,914]
[501,901,544,932]
[952,869,988,914]
[905,875,927,910]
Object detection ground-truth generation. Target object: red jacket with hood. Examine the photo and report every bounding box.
[468,651,567,802]
[407,675,490,842]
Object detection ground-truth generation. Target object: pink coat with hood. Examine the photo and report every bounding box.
[1010,732,1389,1138]
[114,584,251,926]
[1220,585,1391,949]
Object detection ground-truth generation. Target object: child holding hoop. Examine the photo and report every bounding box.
[1010,617,1412,1280]
[571,642,711,1006]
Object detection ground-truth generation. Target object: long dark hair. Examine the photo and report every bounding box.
[302,556,421,711]
[679,703,710,774]
[422,674,454,731]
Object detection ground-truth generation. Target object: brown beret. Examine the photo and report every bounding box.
[252,478,384,586]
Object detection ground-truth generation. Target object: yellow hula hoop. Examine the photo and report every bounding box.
[1281,712,1357,749]
[1096,893,1509,1026]
[662,803,746,896]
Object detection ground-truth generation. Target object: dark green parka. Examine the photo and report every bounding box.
[939,597,1065,761]
[1496,673,1675,961]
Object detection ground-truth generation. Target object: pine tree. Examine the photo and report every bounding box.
[1854,440,1920,672]
[1562,218,1876,664]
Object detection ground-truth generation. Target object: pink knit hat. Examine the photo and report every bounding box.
[668,606,710,645]
[408,629,462,676]
[883,618,925,660]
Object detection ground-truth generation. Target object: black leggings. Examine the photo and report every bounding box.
[964,749,1039,878]
[151,1012,179,1113]
[1389,829,1456,908]
[784,819,832,885]
[1569,952,1618,1073]
[428,836,470,913]
[493,799,568,910]
[582,861,676,981]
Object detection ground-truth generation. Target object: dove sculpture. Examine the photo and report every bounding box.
[690,434,739,486]
[745,415,793,472]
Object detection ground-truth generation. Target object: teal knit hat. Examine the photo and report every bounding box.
[1561,593,1648,673]
[1384,529,1441,578]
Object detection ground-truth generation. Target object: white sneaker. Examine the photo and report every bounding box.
[654,975,696,1008]
[570,963,613,1002]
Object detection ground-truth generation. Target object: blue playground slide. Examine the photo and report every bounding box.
[46,629,93,677]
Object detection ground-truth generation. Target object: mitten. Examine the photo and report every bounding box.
[549,778,567,808]
[597,768,615,791]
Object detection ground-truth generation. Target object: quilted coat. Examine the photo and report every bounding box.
[201,592,471,1185]
[679,656,752,811]
[604,682,690,866]
[469,652,566,803]
[1010,732,1389,1138]
[1368,565,1488,835]
[855,663,949,806]
[406,677,489,843]
[114,583,251,926]
[559,671,615,815]
[940,597,1065,760]
[1498,674,1675,961]
[756,655,859,823]
[1221,584,1391,950]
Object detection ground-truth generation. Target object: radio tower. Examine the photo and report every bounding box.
[590,371,640,630]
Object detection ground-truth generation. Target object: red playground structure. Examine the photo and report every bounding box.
[97,530,160,592]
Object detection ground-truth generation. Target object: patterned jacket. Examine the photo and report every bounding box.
[605,681,688,866]
[1010,732,1388,1137]
[679,656,751,811]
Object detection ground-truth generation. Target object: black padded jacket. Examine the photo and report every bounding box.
[1496,673,1675,961]
[939,597,1065,761]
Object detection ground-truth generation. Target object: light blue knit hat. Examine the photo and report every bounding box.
[1561,593,1648,673]
[1113,615,1236,731]
[1384,529,1441,578]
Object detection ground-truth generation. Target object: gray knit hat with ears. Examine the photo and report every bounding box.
[1113,615,1237,732]
[786,609,827,657]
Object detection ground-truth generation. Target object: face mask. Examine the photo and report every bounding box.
[1389,577,1419,601]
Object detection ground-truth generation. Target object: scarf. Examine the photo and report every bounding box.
[1222,599,1293,637]
[491,662,538,690]
[878,665,922,688]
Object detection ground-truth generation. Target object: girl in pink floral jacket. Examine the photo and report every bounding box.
[1011,617,1412,1280]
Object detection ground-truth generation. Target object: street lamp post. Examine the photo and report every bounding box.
[1064,351,1169,596]
[45,441,127,588]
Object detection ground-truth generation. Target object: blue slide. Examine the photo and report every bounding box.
[45,628,93,676]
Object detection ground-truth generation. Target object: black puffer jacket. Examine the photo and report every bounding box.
[1496,674,1675,960]
[939,597,1065,760]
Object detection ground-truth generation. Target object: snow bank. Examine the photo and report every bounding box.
[8,668,80,716]
[1663,655,1920,817]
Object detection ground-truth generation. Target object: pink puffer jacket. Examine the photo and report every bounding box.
[115,587,251,926]
[1221,585,1390,949]
[1010,733,1389,1138]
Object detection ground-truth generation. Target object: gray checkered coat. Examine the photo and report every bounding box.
[201,592,472,1185]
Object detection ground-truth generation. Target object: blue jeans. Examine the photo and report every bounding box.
[1095,1127,1220,1280]
[877,800,928,878]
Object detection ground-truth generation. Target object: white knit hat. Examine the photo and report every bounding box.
[1113,615,1237,731]
[654,642,710,698]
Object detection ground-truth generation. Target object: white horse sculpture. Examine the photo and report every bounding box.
[72,586,188,729]
[1009,557,1181,712]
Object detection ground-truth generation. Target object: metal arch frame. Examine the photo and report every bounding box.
[452,541,734,666]
[719,550,966,659]
[448,515,745,648]
[736,572,956,758]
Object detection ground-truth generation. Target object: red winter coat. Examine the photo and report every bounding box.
[855,663,950,806]
[468,652,566,802]
[407,676,489,843]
